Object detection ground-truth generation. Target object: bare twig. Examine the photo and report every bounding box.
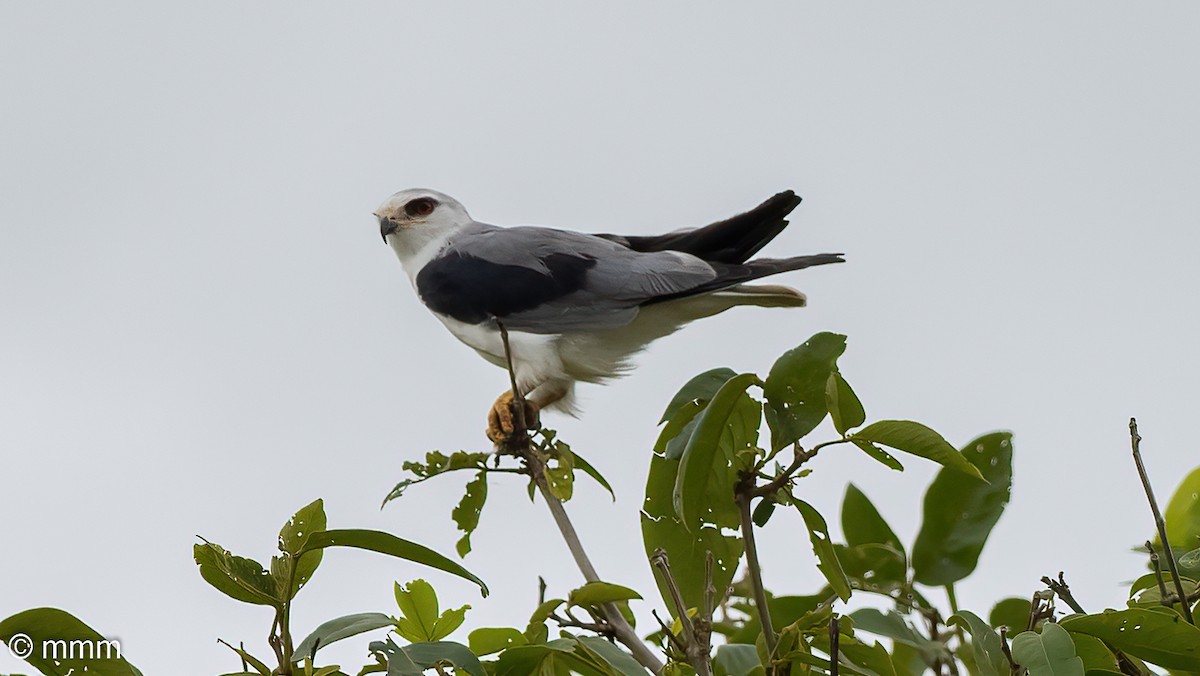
[1129,418,1194,624]
[1041,572,1085,614]
[651,609,688,653]
[998,627,1019,675]
[495,321,664,674]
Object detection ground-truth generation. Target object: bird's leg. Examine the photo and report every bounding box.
[486,390,541,445]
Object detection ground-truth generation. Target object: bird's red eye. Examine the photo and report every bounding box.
[405,198,437,217]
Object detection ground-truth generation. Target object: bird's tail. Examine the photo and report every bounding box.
[645,252,844,305]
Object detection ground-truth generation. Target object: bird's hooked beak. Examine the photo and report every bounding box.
[377,213,399,243]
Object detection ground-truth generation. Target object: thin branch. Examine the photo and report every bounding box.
[1145,541,1175,606]
[829,615,840,676]
[650,549,712,676]
[495,321,664,674]
[736,487,776,657]
[1129,418,1194,624]
[998,627,1019,675]
[1041,572,1085,614]
[753,439,850,498]
[651,609,688,653]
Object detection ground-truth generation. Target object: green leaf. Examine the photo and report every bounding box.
[277,499,327,598]
[661,367,739,423]
[468,627,527,656]
[853,421,984,480]
[393,579,467,643]
[576,636,648,675]
[452,472,488,557]
[673,372,760,528]
[810,630,898,676]
[912,432,1012,585]
[990,597,1033,632]
[544,437,575,502]
[0,608,143,676]
[826,370,865,435]
[394,579,440,642]
[430,604,468,641]
[300,529,488,597]
[492,639,579,676]
[1011,623,1084,676]
[851,439,904,471]
[752,499,777,527]
[714,644,765,676]
[850,608,951,666]
[657,400,707,462]
[1161,466,1200,552]
[279,499,327,554]
[842,483,904,555]
[1060,607,1200,670]
[642,451,743,617]
[763,332,847,451]
[948,611,1008,676]
[572,451,616,501]
[792,498,852,601]
[522,599,565,644]
[383,451,492,507]
[194,542,282,607]
[294,612,393,662]
[219,639,273,676]
[725,595,826,644]
[370,638,485,676]
[568,581,643,608]
[834,543,907,595]
[1069,634,1119,672]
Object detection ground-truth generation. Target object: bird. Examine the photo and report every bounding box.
[376,188,843,444]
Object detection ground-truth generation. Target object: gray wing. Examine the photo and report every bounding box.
[414,224,719,333]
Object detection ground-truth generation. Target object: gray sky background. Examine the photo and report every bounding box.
[3,3,1199,674]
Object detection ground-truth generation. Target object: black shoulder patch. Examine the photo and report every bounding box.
[415,251,597,324]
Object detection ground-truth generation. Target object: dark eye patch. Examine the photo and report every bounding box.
[405,197,437,217]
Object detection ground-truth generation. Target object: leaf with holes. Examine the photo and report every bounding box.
[853,421,984,480]
[792,498,852,601]
[452,472,487,557]
[194,542,282,608]
[673,372,760,528]
[1060,607,1200,670]
[763,332,847,451]
[912,432,1012,585]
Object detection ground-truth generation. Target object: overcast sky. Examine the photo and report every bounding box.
[3,3,1199,674]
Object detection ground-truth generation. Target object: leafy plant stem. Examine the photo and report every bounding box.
[496,321,665,674]
[1041,573,1144,676]
[1129,417,1194,624]
[736,487,776,658]
[753,439,849,498]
